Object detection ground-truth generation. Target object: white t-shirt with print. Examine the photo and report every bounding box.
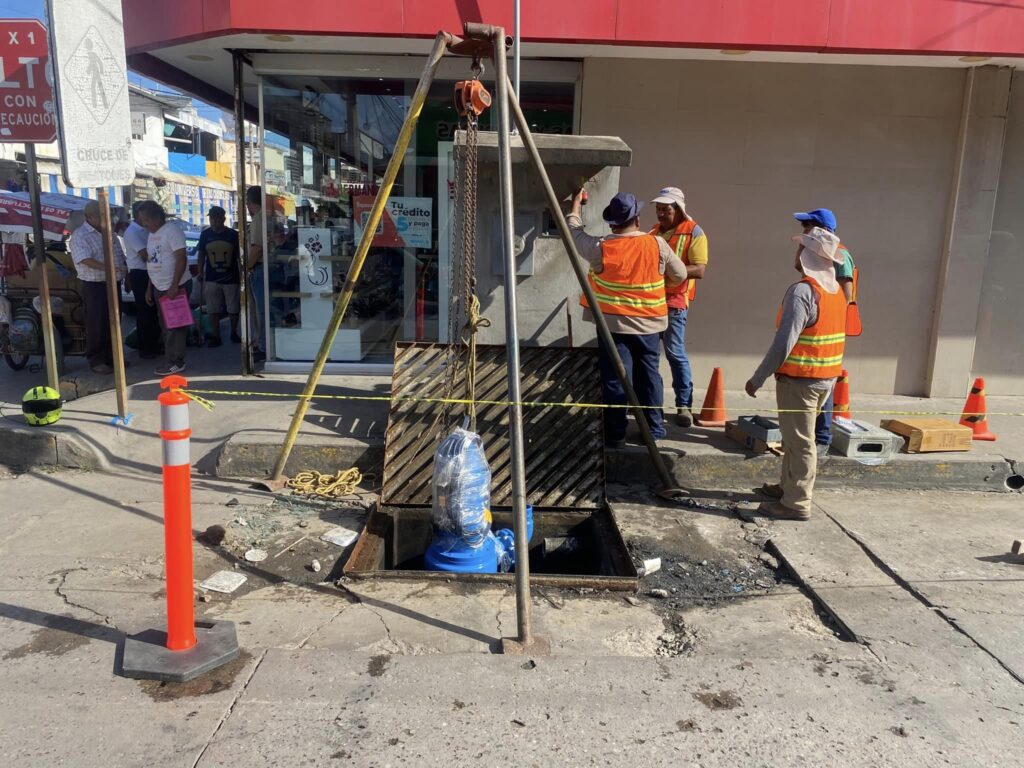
[123,221,149,271]
[146,221,190,291]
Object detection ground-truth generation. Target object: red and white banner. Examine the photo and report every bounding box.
[0,190,93,240]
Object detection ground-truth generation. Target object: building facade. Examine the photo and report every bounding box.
[123,1,1024,395]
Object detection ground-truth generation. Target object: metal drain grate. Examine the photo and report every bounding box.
[381,342,605,508]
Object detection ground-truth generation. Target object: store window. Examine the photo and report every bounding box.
[258,72,575,365]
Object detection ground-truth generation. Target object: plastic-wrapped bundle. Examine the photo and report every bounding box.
[431,428,492,549]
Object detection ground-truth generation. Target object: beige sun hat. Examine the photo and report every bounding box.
[792,227,842,294]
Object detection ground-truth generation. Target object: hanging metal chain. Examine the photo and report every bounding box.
[441,59,489,430]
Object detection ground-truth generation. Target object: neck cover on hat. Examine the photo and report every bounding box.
[792,227,841,294]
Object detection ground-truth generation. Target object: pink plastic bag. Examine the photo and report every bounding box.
[158,292,194,329]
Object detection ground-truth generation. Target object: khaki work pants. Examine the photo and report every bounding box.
[776,376,833,514]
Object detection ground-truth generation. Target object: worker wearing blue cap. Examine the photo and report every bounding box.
[793,208,858,454]
[568,189,688,448]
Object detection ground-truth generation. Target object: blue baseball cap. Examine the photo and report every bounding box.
[603,192,643,226]
[794,208,837,232]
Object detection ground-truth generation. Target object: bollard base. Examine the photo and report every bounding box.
[120,620,240,682]
[500,634,551,656]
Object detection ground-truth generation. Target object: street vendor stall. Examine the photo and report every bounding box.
[0,191,124,372]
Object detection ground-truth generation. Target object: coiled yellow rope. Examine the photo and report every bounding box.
[286,468,364,499]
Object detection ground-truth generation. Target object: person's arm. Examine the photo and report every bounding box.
[114,235,127,281]
[745,283,815,395]
[566,189,604,272]
[196,232,209,284]
[73,235,106,271]
[835,248,855,303]
[166,248,187,299]
[658,237,687,288]
[687,227,708,280]
[146,281,154,306]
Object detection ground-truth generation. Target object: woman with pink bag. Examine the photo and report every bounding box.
[137,200,192,376]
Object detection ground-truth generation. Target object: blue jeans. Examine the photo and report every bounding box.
[662,307,693,408]
[598,332,666,441]
[815,388,833,445]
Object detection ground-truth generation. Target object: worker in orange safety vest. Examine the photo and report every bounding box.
[649,186,709,428]
[569,190,687,448]
[744,223,847,521]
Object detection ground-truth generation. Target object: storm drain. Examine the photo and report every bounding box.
[344,343,638,590]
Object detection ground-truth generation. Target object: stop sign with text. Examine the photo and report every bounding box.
[0,19,57,143]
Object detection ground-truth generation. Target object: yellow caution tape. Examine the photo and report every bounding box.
[179,387,1023,417]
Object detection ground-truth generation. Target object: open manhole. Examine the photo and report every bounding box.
[345,506,637,589]
[344,343,639,591]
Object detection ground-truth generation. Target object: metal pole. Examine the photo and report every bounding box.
[98,188,128,421]
[513,0,521,101]
[263,31,451,488]
[493,30,533,646]
[25,144,59,390]
[504,79,681,494]
[232,51,253,376]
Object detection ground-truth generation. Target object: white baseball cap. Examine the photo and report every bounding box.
[651,186,686,215]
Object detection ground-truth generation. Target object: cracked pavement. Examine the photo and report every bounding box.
[0,467,1021,766]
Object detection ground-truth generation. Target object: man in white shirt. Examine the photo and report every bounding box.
[123,202,161,359]
[69,201,127,374]
[136,200,191,375]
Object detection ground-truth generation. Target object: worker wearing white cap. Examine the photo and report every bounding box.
[649,186,709,427]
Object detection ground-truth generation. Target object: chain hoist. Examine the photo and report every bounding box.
[442,58,491,430]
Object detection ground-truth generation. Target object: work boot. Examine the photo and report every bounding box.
[604,437,626,450]
[756,501,810,521]
[676,407,694,428]
[207,336,223,348]
[816,443,831,458]
[755,483,784,499]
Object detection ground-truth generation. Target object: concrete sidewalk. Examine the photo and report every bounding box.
[0,365,1019,492]
[1,466,1021,767]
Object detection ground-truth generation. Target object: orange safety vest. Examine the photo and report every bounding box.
[775,277,846,379]
[580,234,667,317]
[650,220,698,309]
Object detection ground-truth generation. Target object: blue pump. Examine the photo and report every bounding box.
[425,505,534,574]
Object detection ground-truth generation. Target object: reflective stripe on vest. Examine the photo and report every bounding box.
[651,220,698,308]
[776,277,847,379]
[580,234,667,317]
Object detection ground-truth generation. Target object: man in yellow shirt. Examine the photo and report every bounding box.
[650,187,709,427]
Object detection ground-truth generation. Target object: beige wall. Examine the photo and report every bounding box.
[580,58,965,396]
[974,71,1024,395]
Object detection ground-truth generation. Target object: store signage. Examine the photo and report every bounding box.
[353,196,433,250]
[0,19,57,143]
[46,0,135,187]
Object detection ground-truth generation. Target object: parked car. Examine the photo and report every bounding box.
[121,217,203,313]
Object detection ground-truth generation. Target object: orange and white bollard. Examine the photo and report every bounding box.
[159,374,197,651]
[120,375,239,682]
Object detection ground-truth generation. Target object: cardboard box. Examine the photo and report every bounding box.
[880,418,972,453]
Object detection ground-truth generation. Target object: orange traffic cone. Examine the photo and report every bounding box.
[832,369,851,420]
[695,367,727,427]
[960,377,997,441]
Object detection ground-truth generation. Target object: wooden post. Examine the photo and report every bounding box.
[25,145,60,390]
[97,188,128,421]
